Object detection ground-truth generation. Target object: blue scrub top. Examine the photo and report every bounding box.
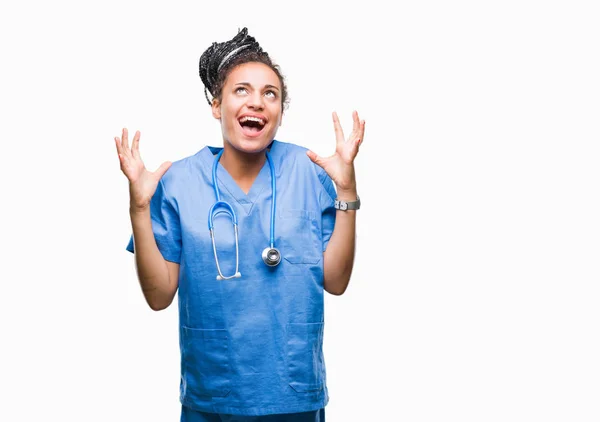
[126,140,338,416]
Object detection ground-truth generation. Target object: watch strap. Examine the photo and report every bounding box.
[334,195,360,211]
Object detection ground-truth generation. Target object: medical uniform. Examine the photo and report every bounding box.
[126,140,337,418]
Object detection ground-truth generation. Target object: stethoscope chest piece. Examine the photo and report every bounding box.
[262,247,281,267]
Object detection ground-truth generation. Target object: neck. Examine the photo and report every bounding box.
[219,142,268,191]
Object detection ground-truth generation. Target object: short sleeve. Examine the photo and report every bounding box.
[125,178,182,263]
[317,168,337,252]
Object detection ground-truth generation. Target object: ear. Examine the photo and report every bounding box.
[211,99,221,120]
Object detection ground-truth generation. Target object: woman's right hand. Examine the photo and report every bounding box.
[115,128,172,212]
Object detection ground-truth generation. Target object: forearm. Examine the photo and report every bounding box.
[130,207,176,310]
[322,188,357,295]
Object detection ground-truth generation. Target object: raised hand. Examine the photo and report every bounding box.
[306,111,365,193]
[115,128,172,211]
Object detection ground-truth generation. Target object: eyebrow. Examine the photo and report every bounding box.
[235,82,280,91]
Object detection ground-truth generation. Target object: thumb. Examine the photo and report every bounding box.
[154,161,172,180]
[306,150,325,168]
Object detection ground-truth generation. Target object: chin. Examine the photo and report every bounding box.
[228,128,277,154]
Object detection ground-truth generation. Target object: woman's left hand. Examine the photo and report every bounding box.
[306,110,365,193]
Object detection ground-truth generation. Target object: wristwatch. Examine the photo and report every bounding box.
[334,195,360,211]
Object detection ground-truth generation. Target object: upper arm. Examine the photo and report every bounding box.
[166,260,180,291]
[126,177,183,262]
[315,166,337,252]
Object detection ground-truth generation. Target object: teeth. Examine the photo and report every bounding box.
[239,116,265,125]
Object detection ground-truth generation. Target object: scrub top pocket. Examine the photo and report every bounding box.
[181,327,231,397]
[279,209,321,265]
[286,322,325,393]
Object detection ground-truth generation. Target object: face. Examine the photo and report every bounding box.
[212,62,283,154]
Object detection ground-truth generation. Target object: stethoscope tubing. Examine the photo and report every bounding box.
[208,148,277,279]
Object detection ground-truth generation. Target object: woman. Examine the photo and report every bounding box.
[115,28,365,421]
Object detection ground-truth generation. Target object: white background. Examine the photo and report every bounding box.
[1,0,599,421]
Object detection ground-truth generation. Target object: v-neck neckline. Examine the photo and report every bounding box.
[205,141,278,215]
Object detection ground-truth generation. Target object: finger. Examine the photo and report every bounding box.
[117,152,129,170]
[358,120,365,146]
[132,130,141,159]
[154,161,172,180]
[332,112,345,144]
[344,135,360,160]
[121,128,129,153]
[352,110,360,133]
[115,137,122,155]
[306,150,326,168]
[353,136,362,156]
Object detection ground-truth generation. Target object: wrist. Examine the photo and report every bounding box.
[336,187,358,201]
[129,204,150,217]
[334,191,360,211]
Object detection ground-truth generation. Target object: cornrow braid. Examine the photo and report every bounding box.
[199,28,264,104]
[198,27,289,109]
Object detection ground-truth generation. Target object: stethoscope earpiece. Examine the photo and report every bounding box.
[262,247,281,267]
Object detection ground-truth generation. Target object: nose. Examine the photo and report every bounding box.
[246,91,264,110]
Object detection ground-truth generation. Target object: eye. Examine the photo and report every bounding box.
[235,87,248,95]
[264,90,277,99]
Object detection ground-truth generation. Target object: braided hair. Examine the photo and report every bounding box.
[199,28,288,109]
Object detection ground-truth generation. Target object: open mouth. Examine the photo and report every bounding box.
[238,115,266,136]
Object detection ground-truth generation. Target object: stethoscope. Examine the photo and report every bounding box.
[208,149,281,280]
